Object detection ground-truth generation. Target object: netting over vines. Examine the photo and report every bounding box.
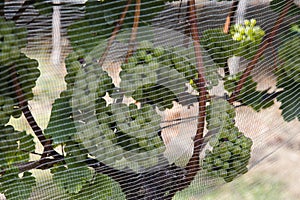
[0,0,299,199]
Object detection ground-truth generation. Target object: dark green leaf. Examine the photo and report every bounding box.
[71,173,125,200]
[225,74,274,111]
[276,70,300,121]
[44,96,77,144]
[52,164,94,194]
[0,171,36,200]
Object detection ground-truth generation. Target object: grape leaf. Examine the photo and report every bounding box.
[182,45,221,90]
[277,36,300,82]
[52,164,94,194]
[276,69,300,122]
[52,163,125,199]
[44,96,76,144]
[71,173,125,200]
[276,35,300,121]
[68,0,168,53]
[224,74,274,111]
[0,170,36,200]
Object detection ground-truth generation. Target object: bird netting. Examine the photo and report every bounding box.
[0,0,299,199]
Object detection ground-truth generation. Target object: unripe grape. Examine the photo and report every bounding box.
[220,151,231,161]
[222,162,230,170]
[219,169,227,178]
[214,158,223,168]
[153,47,164,57]
[127,56,138,65]
[227,132,237,142]
[138,40,153,50]
[137,50,147,60]
[144,54,153,63]
[232,145,242,155]
[225,170,238,182]
[2,125,15,134]
[148,61,159,70]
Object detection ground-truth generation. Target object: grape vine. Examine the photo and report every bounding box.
[0,0,299,199]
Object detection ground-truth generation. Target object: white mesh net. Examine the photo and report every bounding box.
[0,0,299,199]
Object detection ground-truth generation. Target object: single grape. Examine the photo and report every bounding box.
[153,46,164,57]
[138,40,153,50]
[144,54,153,63]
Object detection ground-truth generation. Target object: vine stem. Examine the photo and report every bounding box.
[10,65,62,159]
[125,0,141,62]
[223,0,239,34]
[185,0,206,177]
[12,0,35,21]
[229,0,294,104]
[98,0,132,66]
[167,0,207,197]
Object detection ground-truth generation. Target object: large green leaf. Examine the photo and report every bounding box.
[0,170,36,200]
[68,0,168,53]
[52,164,125,199]
[72,173,125,200]
[276,35,300,121]
[52,164,94,194]
[44,96,77,144]
[276,70,300,122]
[224,74,274,111]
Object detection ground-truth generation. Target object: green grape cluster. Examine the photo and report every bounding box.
[203,98,253,182]
[201,28,235,68]
[0,18,27,66]
[230,19,265,59]
[120,40,197,110]
[71,65,116,164]
[278,36,300,83]
[64,52,83,90]
[70,58,165,168]
[0,17,39,124]
[0,52,40,102]
[95,100,165,167]
[69,59,114,100]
